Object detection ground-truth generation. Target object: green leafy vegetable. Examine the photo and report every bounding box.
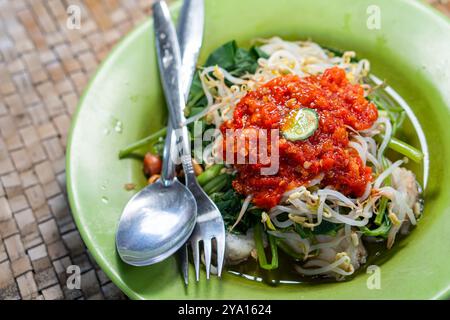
[204,41,268,77]
[294,222,313,239]
[369,94,404,113]
[186,40,268,115]
[204,41,238,70]
[369,95,406,136]
[361,218,391,238]
[311,220,343,236]
[254,222,279,270]
[294,220,343,238]
[210,189,260,235]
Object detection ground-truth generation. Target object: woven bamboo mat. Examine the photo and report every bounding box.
[0,0,448,301]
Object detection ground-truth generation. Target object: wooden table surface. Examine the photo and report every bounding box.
[0,0,448,300]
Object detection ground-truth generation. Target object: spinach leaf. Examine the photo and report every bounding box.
[312,220,343,236]
[210,189,260,235]
[204,41,237,70]
[294,223,313,239]
[294,220,343,239]
[186,40,268,115]
[251,46,270,60]
[360,218,391,238]
[232,46,268,76]
[204,41,268,76]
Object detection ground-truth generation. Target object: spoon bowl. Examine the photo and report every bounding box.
[116,178,197,266]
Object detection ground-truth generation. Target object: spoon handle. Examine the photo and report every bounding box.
[154,1,195,178]
[159,126,176,186]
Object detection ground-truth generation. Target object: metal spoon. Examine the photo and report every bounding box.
[116,0,204,267]
[153,0,225,283]
[115,141,197,266]
[115,131,197,266]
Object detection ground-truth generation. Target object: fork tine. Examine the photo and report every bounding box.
[180,244,189,286]
[203,239,212,280]
[215,232,226,277]
[191,239,201,281]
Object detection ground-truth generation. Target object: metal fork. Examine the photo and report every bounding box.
[187,192,226,281]
[153,0,225,284]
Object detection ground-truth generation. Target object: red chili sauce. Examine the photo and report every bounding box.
[220,67,378,209]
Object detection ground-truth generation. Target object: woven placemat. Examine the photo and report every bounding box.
[0,0,448,301]
[0,0,156,300]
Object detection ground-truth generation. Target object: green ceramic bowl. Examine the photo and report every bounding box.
[67,0,450,299]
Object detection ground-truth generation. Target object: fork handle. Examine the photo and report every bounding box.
[176,0,205,286]
[177,0,205,99]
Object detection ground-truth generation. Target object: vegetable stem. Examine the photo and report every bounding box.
[375,135,424,163]
[187,89,205,110]
[203,173,228,195]
[197,164,224,186]
[388,137,423,163]
[375,157,390,226]
[254,222,279,270]
[118,127,167,159]
[375,197,388,226]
